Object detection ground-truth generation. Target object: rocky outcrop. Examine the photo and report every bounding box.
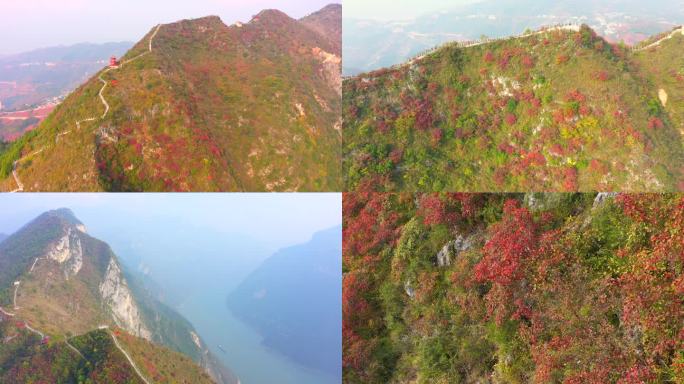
[593,192,617,208]
[436,235,474,267]
[45,228,83,279]
[99,257,151,340]
[313,46,341,95]
[404,280,415,298]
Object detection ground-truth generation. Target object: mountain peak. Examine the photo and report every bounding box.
[302,3,341,19]
[166,15,226,30]
[48,207,77,219]
[299,4,342,55]
[45,208,85,229]
[0,7,342,192]
[252,9,294,24]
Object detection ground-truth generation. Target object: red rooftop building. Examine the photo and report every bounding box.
[109,56,119,67]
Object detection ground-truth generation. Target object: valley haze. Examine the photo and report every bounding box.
[0,193,342,384]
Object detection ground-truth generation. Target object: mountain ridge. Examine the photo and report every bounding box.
[0,4,341,192]
[0,208,235,383]
[343,24,684,192]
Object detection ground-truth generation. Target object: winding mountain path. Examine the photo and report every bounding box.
[3,255,146,380]
[634,26,684,52]
[8,24,162,192]
[13,281,20,310]
[398,24,581,69]
[2,258,48,340]
[100,325,153,384]
[4,254,148,381]
[0,306,15,317]
[65,338,85,358]
[24,322,44,339]
[29,257,43,273]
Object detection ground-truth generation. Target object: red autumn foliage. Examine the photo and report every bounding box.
[484,51,495,63]
[415,98,435,131]
[647,117,664,129]
[565,89,587,103]
[343,193,400,267]
[521,55,535,68]
[498,142,516,155]
[342,272,373,371]
[562,167,579,191]
[417,193,483,228]
[549,143,564,157]
[389,148,403,164]
[579,104,592,116]
[589,159,608,174]
[615,195,684,377]
[474,199,537,287]
[525,151,547,167]
[493,168,508,186]
[556,54,569,64]
[595,70,610,81]
[553,109,566,124]
[376,119,391,134]
[504,113,517,126]
[430,128,443,145]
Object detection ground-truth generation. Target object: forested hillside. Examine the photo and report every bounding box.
[0,209,232,383]
[0,4,341,192]
[343,192,684,383]
[343,25,684,192]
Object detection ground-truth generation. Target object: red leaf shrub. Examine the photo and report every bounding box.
[474,199,537,287]
[556,54,569,64]
[430,128,443,145]
[521,55,535,68]
[595,70,610,81]
[505,113,517,126]
[648,117,664,129]
[562,167,579,191]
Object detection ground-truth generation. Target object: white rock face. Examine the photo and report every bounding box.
[404,280,415,298]
[99,257,151,340]
[191,331,202,349]
[436,235,474,267]
[593,192,617,208]
[658,89,668,107]
[312,46,341,95]
[75,224,87,234]
[45,228,83,279]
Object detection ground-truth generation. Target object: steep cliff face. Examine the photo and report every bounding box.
[100,257,152,340]
[0,208,236,384]
[0,209,151,339]
[45,227,84,279]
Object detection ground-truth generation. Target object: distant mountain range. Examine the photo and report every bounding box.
[343,0,684,75]
[0,4,341,192]
[0,208,236,383]
[344,25,684,191]
[227,225,342,377]
[0,42,132,141]
[0,42,133,111]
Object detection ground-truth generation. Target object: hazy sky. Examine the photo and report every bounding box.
[0,193,341,251]
[344,0,481,20]
[0,0,334,55]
